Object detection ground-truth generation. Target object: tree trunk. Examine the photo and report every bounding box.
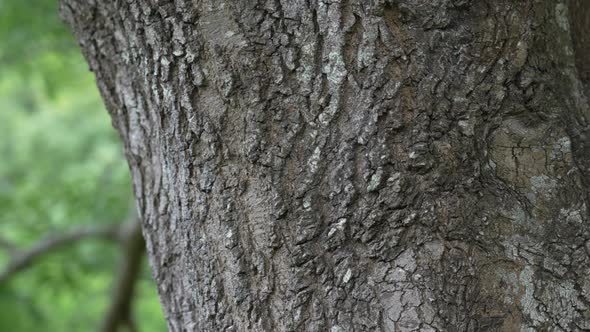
[61,0,590,330]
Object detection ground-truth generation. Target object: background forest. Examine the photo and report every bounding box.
[0,0,166,330]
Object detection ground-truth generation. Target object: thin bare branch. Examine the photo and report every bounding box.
[98,217,145,332]
[0,236,19,255]
[0,225,121,283]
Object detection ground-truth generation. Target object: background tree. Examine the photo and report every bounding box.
[62,0,590,331]
[0,0,165,330]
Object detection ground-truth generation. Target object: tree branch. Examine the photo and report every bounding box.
[0,225,121,283]
[98,217,144,332]
[0,236,19,255]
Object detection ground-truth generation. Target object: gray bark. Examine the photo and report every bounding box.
[61,0,590,331]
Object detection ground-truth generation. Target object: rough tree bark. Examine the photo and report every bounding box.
[61,0,590,331]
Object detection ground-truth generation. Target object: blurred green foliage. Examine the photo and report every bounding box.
[0,0,166,330]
